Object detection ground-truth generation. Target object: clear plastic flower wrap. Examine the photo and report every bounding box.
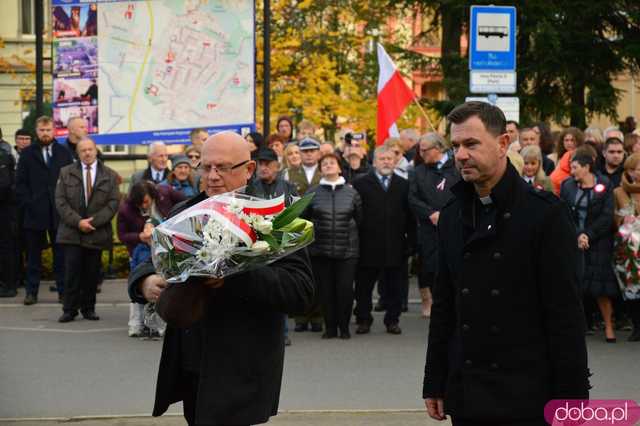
[151,189,314,283]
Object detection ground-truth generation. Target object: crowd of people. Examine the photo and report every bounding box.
[1,111,639,345]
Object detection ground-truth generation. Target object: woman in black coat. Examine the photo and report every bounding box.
[560,153,619,342]
[408,133,460,317]
[305,153,362,339]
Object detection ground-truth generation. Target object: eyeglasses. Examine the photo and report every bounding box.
[187,154,200,159]
[200,159,250,175]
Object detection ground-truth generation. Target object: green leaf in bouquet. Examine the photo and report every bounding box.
[273,193,315,230]
[261,233,281,251]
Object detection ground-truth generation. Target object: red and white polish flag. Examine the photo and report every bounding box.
[376,43,416,146]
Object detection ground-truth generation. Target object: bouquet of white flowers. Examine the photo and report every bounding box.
[150,189,314,283]
[614,204,640,301]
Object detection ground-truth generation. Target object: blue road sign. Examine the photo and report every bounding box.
[469,6,516,71]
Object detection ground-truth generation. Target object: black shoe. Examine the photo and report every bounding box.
[58,312,77,323]
[0,287,17,298]
[340,330,351,339]
[58,294,63,304]
[82,311,100,321]
[284,336,292,346]
[49,285,57,292]
[355,323,370,334]
[386,323,402,335]
[310,323,323,332]
[321,331,337,339]
[96,284,102,294]
[373,302,386,312]
[294,323,308,332]
[23,294,37,305]
[628,331,640,342]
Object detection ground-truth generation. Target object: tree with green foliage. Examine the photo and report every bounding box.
[392,0,640,127]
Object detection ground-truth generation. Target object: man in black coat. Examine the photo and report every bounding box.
[15,116,73,305]
[128,132,314,426]
[247,148,298,206]
[423,102,590,425]
[352,146,412,335]
[408,133,460,316]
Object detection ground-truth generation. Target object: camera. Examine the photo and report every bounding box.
[344,132,365,145]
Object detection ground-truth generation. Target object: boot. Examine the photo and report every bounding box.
[419,287,432,318]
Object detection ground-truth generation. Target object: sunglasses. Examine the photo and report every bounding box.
[187,154,200,159]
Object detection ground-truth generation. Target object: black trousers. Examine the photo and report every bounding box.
[452,418,547,426]
[312,257,357,334]
[378,258,410,304]
[0,206,15,290]
[355,266,402,326]
[25,227,64,296]
[629,299,640,330]
[181,371,249,426]
[62,245,100,314]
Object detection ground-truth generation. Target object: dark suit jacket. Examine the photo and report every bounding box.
[352,171,412,267]
[15,140,74,230]
[127,193,315,425]
[131,166,170,186]
[423,163,589,421]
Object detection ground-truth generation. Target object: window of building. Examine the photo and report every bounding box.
[21,0,35,35]
[101,145,130,155]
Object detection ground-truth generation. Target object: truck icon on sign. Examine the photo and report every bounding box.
[478,25,508,38]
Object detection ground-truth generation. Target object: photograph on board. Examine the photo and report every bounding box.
[54,106,98,137]
[54,78,98,107]
[54,38,98,79]
[53,3,97,38]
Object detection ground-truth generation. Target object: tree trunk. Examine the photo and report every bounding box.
[570,81,586,129]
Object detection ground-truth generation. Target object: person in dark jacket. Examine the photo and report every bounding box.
[160,155,198,198]
[352,146,412,335]
[130,142,170,186]
[247,148,298,206]
[15,116,74,305]
[117,181,185,337]
[409,132,460,318]
[55,138,119,322]
[128,132,314,426]
[304,153,362,339]
[424,102,589,425]
[560,153,619,343]
[340,142,370,183]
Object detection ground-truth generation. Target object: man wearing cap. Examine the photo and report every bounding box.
[247,148,298,206]
[599,136,625,188]
[288,137,321,195]
[161,155,199,198]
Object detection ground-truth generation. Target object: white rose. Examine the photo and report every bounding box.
[254,219,273,235]
[251,240,270,253]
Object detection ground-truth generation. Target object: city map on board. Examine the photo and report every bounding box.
[97,0,254,135]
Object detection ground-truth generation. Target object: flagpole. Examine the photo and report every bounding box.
[411,96,437,133]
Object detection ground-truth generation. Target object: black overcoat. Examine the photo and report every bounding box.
[128,193,315,425]
[15,140,74,230]
[423,163,590,421]
[408,158,460,277]
[559,175,618,297]
[352,171,412,268]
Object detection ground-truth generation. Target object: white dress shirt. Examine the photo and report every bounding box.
[150,166,165,183]
[302,164,318,184]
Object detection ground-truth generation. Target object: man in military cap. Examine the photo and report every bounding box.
[287,137,321,196]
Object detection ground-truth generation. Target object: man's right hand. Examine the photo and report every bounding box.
[139,274,167,303]
[425,398,446,421]
[78,217,96,233]
[429,211,440,226]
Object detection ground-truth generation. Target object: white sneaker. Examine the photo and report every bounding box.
[128,326,144,337]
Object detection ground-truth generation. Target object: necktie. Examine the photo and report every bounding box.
[85,165,93,205]
[44,147,51,167]
[381,175,389,190]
